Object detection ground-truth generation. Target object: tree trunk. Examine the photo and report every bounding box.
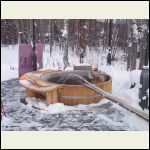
[94,19,97,50]
[130,41,137,70]
[126,19,131,70]
[128,20,138,71]
[40,20,45,51]
[77,19,80,54]
[139,23,149,69]
[63,19,69,69]
[144,32,149,66]
[103,19,107,51]
[127,46,131,70]
[79,19,87,63]
[49,19,53,56]
[108,19,113,49]
[88,19,91,50]
[139,42,146,69]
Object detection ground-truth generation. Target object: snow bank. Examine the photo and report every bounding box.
[25,97,109,114]
[26,97,77,114]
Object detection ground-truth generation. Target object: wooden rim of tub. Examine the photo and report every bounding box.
[19,69,112,105]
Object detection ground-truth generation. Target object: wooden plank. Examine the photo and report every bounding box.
[65,86,73,105]
[52,90,58,104]
[82,87,89,104]
[28,76,56,87]
[69,86,74,105]
[58,88,63,103]
[74,65,92,71]
[72,86,78,105]
[61,85,104,105]
[61,85,67,105]
[26,88,35,97]
[20,79,62,93]
[46,92,53,106]
[19,69,62,93]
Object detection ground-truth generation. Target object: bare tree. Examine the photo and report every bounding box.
[126,20,132,70]
[79,19,87,63]
[144,30,149,66]
[40,19,45,45]
[63,19,69,69]
[139,20,149,69]
[130,20,138,70]
[111,21,119,61]
[68,19,76,52]
[88,19,91,50]
[48,19,53,56]
[127,45,132,70]
[103,19,108,51]
[108,19,113,50]
[94,19,97,50]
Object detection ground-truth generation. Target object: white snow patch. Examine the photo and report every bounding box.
[19,80,30,86]
[142,96,146,100]
[62,29,68,37]
[130,70,142,87]
[26,97,76,114]
[65,66,73,71]
[25,97,109,115]
[1,116,13,127]
[123,111,149,131]
[111,102,149,131]
[83,25,87,29]
[1,44,19,81]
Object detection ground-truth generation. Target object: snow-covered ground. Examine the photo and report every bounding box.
[1,45,19,81]
[1,44,149,131]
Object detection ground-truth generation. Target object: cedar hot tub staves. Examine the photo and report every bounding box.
[19,69,112,106]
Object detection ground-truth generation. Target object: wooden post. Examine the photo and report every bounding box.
[46,92,53,106]
[26,88,35,97]
[52,90,58,104]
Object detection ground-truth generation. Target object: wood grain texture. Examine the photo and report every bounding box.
[20,70,112,106]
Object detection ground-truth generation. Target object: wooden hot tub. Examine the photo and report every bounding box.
[41,70,112,105]
[20,70,112,106]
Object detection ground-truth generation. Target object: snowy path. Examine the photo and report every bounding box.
[1,78,148,131]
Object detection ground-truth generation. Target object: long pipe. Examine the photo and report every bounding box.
[74,74,149,121]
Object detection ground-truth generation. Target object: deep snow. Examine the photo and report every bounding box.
[1,44,149,131]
